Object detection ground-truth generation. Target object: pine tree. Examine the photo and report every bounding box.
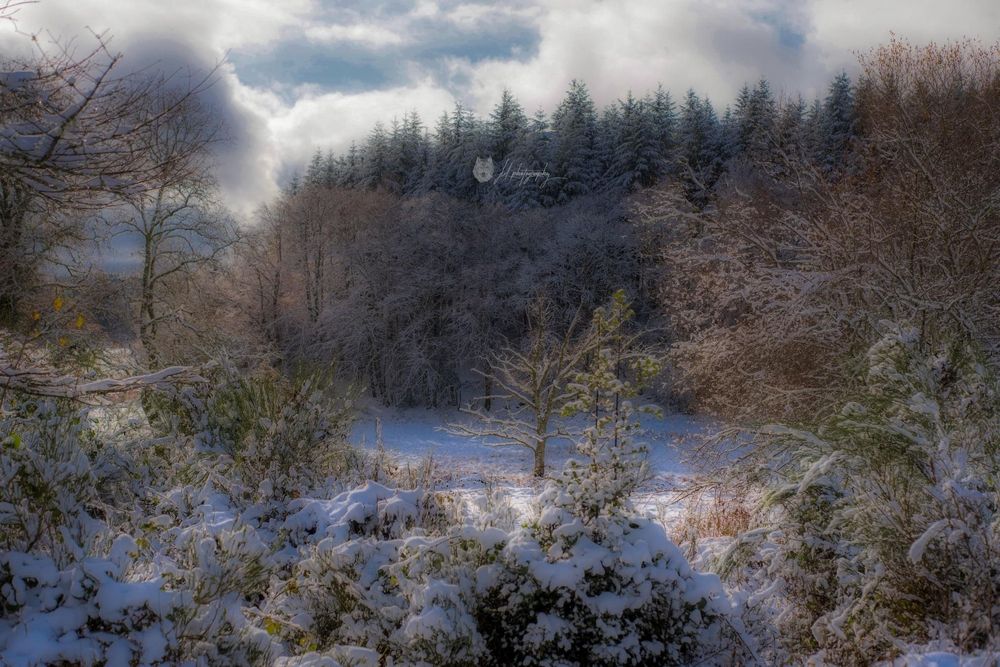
[607,92,662,190]
[426,110,454,192]
[385,111,427,195]
[678,90,722,202]
[777,95,807,158]
[305,148,325,187]
[678,90,721,174]
[507,108,553,208]
[489,88,528,164]
[648,84,678,175]
[340,141,361,187]
[595,103,621,187]
[731,84,753,157]
[443,101,486,200]
[550,79,598,202]
[733,79,777,161]
[322,149,337,188]
[819,72,856,171]
[803,98,824,161]
[362,122,390,189]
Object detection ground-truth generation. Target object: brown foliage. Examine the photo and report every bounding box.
[653,38,1000,420]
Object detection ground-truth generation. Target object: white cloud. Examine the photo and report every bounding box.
[239,78,455,187]
[304,23,405,47]
[1,0,998,219]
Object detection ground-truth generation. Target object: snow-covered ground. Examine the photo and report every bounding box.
[350,405,721,521]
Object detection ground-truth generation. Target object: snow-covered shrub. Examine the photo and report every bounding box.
[0,400,104,567]
[164,365,359,499]
[0,545,180,666]
[160,520,280,665]
[722,324,1000,663]
[476,427,739,665]
[273,311,742,665]
[277,482,467,657]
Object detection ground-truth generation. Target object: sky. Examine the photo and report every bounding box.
[1,0,998,219]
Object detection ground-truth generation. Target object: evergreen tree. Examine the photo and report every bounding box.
[819,72,857,171]
[607,92,662,190]
[803,98,824,162]
[678,90,722,202]
[595,103,621,187]
[550,79,598,202]
[647,84,678,175]
[362,122,390,189]
[777,95,807,158]
[322,149,337,188]
[678,90,721,174]
[426,110,454,192]
[443,101,486,200]
[733,79,777,161]
[731,84,753,157]
[489,88,529,164]
[507,108,553,208]
[305,148,325,187]
[339,141,361,187]
[385,111,427,195]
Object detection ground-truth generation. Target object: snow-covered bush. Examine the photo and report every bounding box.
[0,400,103,567]
[276,482,468,658]
[0,545,180,666]
[163,365,359,499]
[721,324,1000,663]
[276,308,744,666]
[475,423,739,665]
[285,459,741,666]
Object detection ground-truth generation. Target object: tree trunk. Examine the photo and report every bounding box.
[533,440,546,477]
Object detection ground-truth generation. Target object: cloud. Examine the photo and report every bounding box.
[1,0,998,220]
[237,77,456,189]
[304,23,406,47]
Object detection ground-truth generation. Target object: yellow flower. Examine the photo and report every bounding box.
[31,310,41,321]
[75,313,85,329]
[53,296,64,312]
[58,336,68,347]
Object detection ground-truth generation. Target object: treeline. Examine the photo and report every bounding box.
[234,74,859,407]
[238,189,650,407]
[293,74,857,208]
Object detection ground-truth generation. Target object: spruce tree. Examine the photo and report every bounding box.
[819,72,856,171]
[550,79,598,202]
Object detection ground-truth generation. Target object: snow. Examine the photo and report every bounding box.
[350,404,719,520]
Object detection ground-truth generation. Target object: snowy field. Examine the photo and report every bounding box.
[350,405,721,521]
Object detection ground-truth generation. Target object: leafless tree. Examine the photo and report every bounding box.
[448,302,595,477]
[109,87,232,367]
[649,38,1000,419]
[0,8,219,321]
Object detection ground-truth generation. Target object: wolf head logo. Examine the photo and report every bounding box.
[473,156,494,183]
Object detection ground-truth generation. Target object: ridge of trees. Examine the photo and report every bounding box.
[292,73,858,208]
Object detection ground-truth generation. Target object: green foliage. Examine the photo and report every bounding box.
[726,324,1000,662]
[164,364,359,498]
[0,399,101,565]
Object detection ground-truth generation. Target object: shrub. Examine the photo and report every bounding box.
[164,364,358,499]
[722,325,1000,663]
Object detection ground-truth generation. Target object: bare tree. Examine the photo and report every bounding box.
[238,203,284,345]
[0,14,219,321]
[650,38,1000,419]
[109,86,231,367]
[448,302,594,477]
